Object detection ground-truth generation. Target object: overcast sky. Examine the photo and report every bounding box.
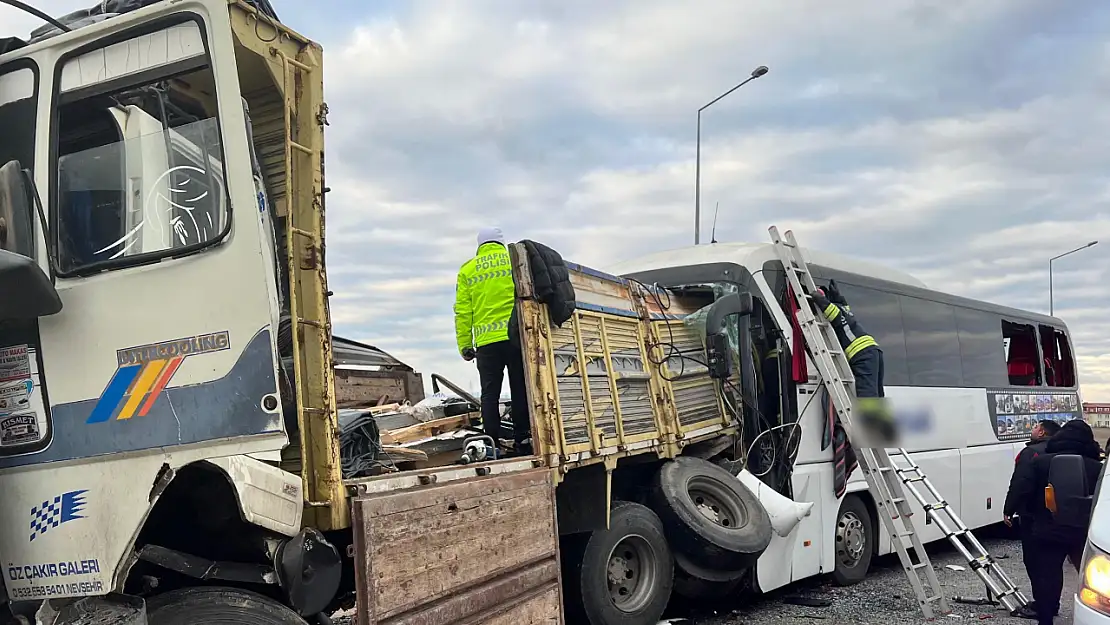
[5,1,1108,402]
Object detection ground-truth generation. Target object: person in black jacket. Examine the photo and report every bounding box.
[505,240,576,456]
[1006,419,1103,625]
[1002,419,1061,619]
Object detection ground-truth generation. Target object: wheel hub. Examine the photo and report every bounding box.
[836,511,866,566]
[685,475,747,530]
[691,489,735,527]
[605,535,657,613]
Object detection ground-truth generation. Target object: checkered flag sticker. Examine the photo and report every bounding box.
[29,490,87,542]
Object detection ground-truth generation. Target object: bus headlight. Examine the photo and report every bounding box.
[1080,544,1110,614]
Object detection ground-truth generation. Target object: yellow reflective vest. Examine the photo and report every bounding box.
[454,242,516,354]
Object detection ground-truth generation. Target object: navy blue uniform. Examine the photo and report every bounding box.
[812,289,884,398]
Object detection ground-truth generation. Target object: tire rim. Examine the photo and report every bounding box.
[606,534,658,613]
[836,510,866,568]
[687,476,748,529]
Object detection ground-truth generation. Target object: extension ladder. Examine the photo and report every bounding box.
[767,226,1028,618]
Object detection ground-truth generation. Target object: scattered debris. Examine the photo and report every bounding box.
[339,378,494,479]
[946,564,967,572]
[784,596,833,608]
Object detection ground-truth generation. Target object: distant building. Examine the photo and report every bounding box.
[1084,402,1110,428]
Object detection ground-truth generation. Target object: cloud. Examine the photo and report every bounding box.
[6,1,1107,404]
[302,0,1110,403]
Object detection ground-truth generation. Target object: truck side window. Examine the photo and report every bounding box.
[53,25,229,276]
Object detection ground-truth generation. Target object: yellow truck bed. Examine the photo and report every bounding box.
[512,244,741,479]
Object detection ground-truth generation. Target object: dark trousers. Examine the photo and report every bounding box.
[476,340,530,445]
[1030,537,1084,625]
[851,346,885,398]
[1020,521,1040,602]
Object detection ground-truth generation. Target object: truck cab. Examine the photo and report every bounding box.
[0,0,333,619]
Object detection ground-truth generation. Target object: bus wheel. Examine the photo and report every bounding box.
[650,457,772,570]
[832,495,874,586]
[566,501,674,625]
[146,587,308,624]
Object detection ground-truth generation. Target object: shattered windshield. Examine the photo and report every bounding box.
[54,65,229,274]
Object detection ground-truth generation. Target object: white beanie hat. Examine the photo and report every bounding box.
[477,227,505,246]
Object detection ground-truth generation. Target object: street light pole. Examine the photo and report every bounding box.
[694,65,769,245]
[1049,240,1098,316]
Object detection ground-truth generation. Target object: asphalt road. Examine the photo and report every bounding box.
[668,526,1079,625]
[331,527,1079,625]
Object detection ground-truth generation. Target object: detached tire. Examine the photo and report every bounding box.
[649,456,772,570]
[564,501,674,625]
[672,551,747,601]
[832,495,874,586]
[147,587,308,624]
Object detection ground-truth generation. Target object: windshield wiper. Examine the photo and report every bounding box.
[0,0,72,34]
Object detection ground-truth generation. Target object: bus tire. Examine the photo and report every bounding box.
[650,457,772,570]
[146,587,308,624]
[565,500,673,625]
[832,495,874,586]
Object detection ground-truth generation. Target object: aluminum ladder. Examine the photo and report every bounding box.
[768,226,1027,617]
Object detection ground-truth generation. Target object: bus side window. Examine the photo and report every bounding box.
[835,283,911,386]
[1002,320,1041,386]
[1039,325,1076,388]
[954,307,1008,388]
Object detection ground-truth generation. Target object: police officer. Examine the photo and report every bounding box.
[454,227,529,452]
[811,280,893,443]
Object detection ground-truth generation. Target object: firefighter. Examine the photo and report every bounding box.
[454,227,528,451]
[811,280,894,444]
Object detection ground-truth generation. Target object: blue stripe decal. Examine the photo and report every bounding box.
[0,328,281,469]
[575,302,688,320]
[568,263,629,286]
[85,365,142,424]
[577,302,641,319]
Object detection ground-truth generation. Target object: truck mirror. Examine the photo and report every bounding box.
[703,293,753,380]
[706,332,732,379]
[1046,454,1094,526]
[0,248,62,319]
[0,159,35,259]
[704,292,754,336]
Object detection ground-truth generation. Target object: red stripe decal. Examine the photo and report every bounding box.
[138,357,184,417]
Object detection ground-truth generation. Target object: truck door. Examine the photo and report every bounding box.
[349,461,564,625]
